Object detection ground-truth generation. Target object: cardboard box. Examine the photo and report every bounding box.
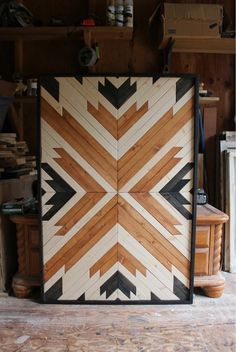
[150,3,223,43]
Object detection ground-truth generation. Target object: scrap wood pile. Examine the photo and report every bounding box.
[0,133,37,179]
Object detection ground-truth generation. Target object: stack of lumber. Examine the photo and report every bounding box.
[0,133,37,179]
[218,131,236,273]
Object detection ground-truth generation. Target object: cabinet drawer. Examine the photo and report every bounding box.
[195,226,210,248]
[195,248,209,276]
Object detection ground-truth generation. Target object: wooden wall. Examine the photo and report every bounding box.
[0,0,235,206]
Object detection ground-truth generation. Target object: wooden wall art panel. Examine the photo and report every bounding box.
[40,75,198,303]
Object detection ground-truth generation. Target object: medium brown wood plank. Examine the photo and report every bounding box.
[118,99,194,189]
[90,244,118,277]
[44,196,117,281]
[117,243,146,277]
[118,102,148,139]
[130,147,182,192]
[117,253,136,276]
[100,254,117,277]
[118,107,173,173]
[55,193,105,237]
[65,205,118,272]
[130,193,181,236]
[42,98,117,189]
[62,108,117,182]
[87,102,117,139]
[118,196,190,278]
[54,148,105,192]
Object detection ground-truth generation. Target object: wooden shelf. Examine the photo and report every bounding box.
[0,26,133,41]
[200,97,220,105]
[172,37,235,54]
[159,37,235,54]
[14,96,37,104]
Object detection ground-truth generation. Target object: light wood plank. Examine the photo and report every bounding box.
[118,196,190,278]
[118,102,148,139]
[130,193,181,236]
[90,244,117,277]
[54,148,105,192]
[118,99,194,190]
[55,193,105,237]
[41,98,117,189]
[44,196,117,281]
[87,102,118,139]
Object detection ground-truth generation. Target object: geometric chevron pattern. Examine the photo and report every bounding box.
[40,76,197,303]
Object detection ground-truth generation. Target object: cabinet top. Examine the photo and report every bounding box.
[197,203,229,225]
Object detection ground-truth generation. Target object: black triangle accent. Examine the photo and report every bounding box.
[176,78,194,102]
[153,75,161,84]
[151,292,161,301]
[160,163,193,220]
[173,276,190,301]
[75,76,83,85]
[77,293,85,302]
[44,278,62,301]
[98,78,137,109]
[100,271,136,299]
[41,77,59,102]
[42,163,76,221]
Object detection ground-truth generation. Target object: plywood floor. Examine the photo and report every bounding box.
[0,273,235,352]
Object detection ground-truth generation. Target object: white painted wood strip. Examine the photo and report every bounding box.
[84,264,118,301]
[172,266,190,288]
[173,87,195,115]
[44,266,65,292]
[41,86,63,116]
[118,264,151,300]
[66,77,99,110]
[141,271,178,301]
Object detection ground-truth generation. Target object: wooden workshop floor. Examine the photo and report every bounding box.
[0,273,235,352]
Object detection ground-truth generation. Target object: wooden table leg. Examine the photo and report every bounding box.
[194,272,225,298]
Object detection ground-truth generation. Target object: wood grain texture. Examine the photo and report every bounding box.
[41,76,195,302]
[1,273,235,351]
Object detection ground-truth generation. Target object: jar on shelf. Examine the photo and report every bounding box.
[115,0,124,27]
[106,0,115,26]
[124,0,133,27]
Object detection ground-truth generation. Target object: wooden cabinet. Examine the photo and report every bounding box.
[10,215,40,298]
[194,204,229,298]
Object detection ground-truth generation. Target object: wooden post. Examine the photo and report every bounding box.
[14,38,24,75]
[14,38,24,140]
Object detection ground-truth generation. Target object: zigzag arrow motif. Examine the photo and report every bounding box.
[100,271,136,299]
[42,163,76,221]
[98,78,137,109]
[160,163,194,220]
